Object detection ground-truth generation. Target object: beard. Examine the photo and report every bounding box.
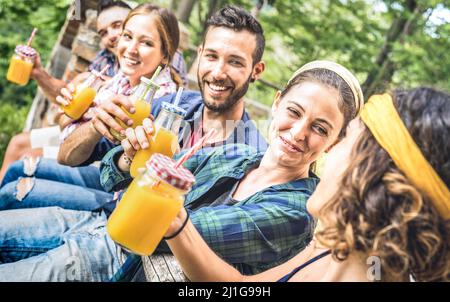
[198,71,252,113]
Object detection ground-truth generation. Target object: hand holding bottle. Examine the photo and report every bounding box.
[121,118,155,159]
[91,93,135,143]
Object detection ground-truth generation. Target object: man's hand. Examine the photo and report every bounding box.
[121,118,154,160]
[30,53,43,80]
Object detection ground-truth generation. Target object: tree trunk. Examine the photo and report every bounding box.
[176,0,197,24]
[362,0,419,97]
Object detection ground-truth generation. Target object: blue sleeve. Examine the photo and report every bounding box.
[99,145,132,192]
[78,137,118,166]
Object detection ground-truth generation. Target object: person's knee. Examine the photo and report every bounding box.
[1,160,25,187]
[0,178,35,210]
[1,156,41,187]
[9,132,31,153]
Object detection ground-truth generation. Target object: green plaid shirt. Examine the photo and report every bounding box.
[100,144,319,279]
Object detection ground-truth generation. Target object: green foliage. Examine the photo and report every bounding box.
[0,0,69,162]
[0,103,29,161]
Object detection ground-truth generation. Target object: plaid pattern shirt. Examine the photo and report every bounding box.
[88,49,118,77]
[102,144,319,280]
[60,67,176,142]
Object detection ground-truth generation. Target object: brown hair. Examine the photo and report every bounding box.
[282,68,358,139]
[316,88,450,281]
[122,3,182,87]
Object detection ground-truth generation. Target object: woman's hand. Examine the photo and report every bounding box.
[164,207,189,239]
[91,94,135,143]
[55,83,76,107]
[121,118,154,160]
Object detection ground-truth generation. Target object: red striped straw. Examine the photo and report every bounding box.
[92,64,110,79]
[98,64,110,77]
[150,128,216,188]
[174,128,217,168]
[27,28,38,47]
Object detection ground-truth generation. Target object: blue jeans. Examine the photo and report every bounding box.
[0,207,120,281]
[1,158,103,190]
[0,158,113,211]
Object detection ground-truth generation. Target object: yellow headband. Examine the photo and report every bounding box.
[361,93,450,219]
[288,60,364,115]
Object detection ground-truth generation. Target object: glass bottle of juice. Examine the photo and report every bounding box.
[107,153,195,255]
[6,45,37,86]
[130,102,186,178]
[110,76,160,141]
[61,70,105,120]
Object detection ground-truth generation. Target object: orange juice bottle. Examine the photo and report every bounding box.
[107,153,195,255]
[130,102,186,177]
[6,45,37,86]
[110,76,160,141]
[61,70,104,120]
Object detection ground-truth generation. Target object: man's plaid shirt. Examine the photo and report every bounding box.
[101,143,319,280]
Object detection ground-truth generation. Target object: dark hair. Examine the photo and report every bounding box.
[282,69,358,138]
[317,87,450,281]
[123,4,181,87]
[97,0,131,14]
[204,5,265,64]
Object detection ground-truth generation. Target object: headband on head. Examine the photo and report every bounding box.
[361,93,450,219]
[288,60,364,115]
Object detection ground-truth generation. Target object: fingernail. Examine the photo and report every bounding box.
[142,143,149,149]
[121,130,126,136]
[127,120,133,126]
[129,107,136,114]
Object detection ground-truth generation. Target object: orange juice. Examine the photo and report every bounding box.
[61,86,97,120]
[130,128,178,177]
[110,76,159,141]
[107,177,184,255]
[114,98,152,130]
[7,55,34,86]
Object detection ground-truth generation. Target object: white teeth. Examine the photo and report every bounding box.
[124,56,139,65]
[209,83,227,91]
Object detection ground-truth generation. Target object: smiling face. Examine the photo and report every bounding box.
[268,82,345,169]
[96,6,130,55]
[306,118,365,217]
[197,26,264,113]
[117,14,167,86]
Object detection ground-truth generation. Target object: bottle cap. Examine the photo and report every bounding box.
[15,45,37,59]
[161,102,186,117]
[146,153,195,191]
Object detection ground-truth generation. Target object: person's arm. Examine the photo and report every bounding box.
[185,197,312,267]
[31,53,89,103]
[57,121,103,166]
[166,208,309,282]
[57,93,135,166]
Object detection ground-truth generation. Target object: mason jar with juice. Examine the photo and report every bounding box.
[110,76,160,141]
[107,153,195,255]
[60,68,107,120]
[129,101,186,177]
[6,45,37,86]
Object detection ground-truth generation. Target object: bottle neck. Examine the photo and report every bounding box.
[82,74,102,91]
[130,83,158,105]
[154,109,184,135]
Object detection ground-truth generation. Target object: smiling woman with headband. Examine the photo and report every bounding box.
[161,86,449,282]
